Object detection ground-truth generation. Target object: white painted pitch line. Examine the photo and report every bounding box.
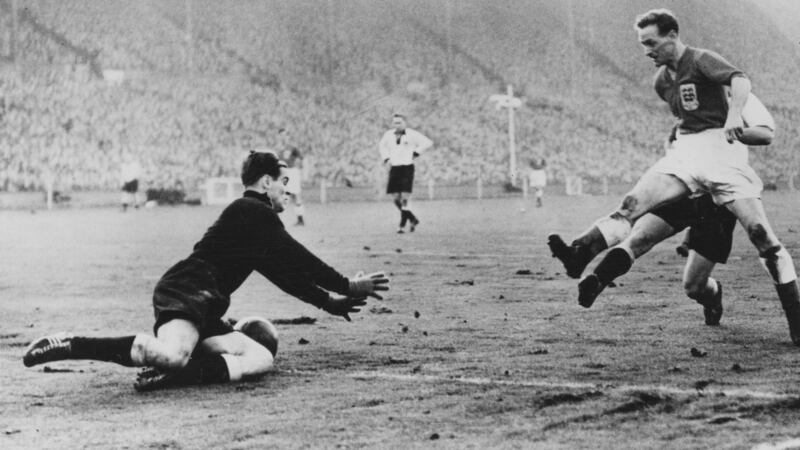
[319,250,541,259]
[751,438,800,450]
[344,371,799,401]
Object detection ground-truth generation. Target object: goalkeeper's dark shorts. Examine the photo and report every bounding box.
[651,195,737,264]
[152,257,233,340]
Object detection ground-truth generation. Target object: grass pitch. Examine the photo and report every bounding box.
[2,192,800,449]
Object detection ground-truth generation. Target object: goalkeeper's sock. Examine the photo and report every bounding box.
[593,247,634,285]
[70,336,137,366]
[406,210,418,224]
[400,210,409,228]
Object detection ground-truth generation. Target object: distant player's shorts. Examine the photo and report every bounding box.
[285,167,302,195]
[529,170,547,188]
[651,195,737,263]
[387,164,414,194]
[648,128,762,205]
[122,179,139,193]
[152,257,233,340]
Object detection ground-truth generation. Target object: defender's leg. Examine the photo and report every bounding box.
[578,214,677,308]
[682,252,722,326]
[550,172,689,278]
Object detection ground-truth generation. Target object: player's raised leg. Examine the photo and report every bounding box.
[726,198,800,344]
[578,213,677,308]
[550,171,689,278]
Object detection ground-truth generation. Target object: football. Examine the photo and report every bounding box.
[233,316,279,357]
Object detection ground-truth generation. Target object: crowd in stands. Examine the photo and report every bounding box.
[0,0,797,195]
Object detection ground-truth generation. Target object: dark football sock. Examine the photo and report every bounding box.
[400,210,409,228]
[70,336,136,366]
[593,248,634,285]
[406,210,418,223]
[775,281,800,344]
[777,281,800,312]
[175,355,231,385]
[571,226,608,268]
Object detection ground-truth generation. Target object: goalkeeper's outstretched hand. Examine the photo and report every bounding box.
[349,271,390,300]
[321,295,367,321]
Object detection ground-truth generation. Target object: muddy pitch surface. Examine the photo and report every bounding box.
[2,193,800,449]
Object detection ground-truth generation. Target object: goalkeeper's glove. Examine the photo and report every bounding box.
[349,271,390,300]
[320,294,367,321]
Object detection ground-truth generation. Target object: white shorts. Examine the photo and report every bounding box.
[285,168,302,195]
[529,170,547,188]
[648,128,762,205]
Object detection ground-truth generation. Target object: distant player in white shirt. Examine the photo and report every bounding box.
[120,153,142,211]
[278,128,305,226]
[528,156,547,207]
[379,114,433,233]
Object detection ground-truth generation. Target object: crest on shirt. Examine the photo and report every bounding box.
[679,83,699,111]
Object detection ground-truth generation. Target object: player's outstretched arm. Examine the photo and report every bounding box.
[348,271,390,300]
[738,126,774,146]
[320,294,368,321]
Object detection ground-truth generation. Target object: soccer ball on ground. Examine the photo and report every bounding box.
[233,316,279,357]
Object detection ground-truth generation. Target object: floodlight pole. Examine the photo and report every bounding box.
[10,0,18,61]
[489,85,522,186]
[507,84,517,186]
[185,0,193,72]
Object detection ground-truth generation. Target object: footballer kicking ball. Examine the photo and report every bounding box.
[234,316,279,357]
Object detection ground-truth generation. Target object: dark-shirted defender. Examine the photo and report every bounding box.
[23,151,389,391]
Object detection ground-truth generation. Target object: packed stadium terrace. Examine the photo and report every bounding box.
[0,0,798,193]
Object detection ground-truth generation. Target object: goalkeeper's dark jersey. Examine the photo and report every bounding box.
[188,190,349,307]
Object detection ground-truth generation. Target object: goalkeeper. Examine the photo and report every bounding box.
[23,151,389,391]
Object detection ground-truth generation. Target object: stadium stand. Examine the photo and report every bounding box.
[0,0,798,197]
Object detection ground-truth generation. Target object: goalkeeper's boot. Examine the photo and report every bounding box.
[547,234,589,279]
[702,281,723,326]
[23,332,74,367]
[577,274,607,309]
[134,367,184,392]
